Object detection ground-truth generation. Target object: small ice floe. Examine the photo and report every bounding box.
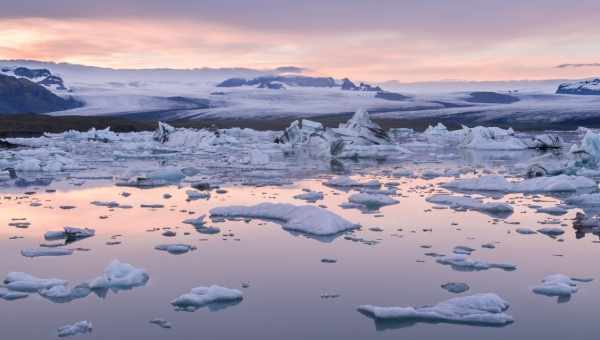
[162,230,176,237]
[195,226,221,235]
[91,200,121,208]
[293,191,324,202]
[321,258,337,263]
[210,203,359,236]
[536,206,568,216]
[536,227,565,237]
[44,227,95,243]
[0,287,29,300]
[171,285,243,311]
[436,254,516,271]
[186,190,210,200]
[453,246,475,255]
[516,228,537,235]
[141,204,164,209]
[21,248,74,258]
[149,318,172,329]
[443,175,597,193]
[565,193,600,207]
[182,215,206,226]
[88,260,149,291]
[348,193,398,209]
[357,293,513,326]
[532,274,593,302]
[155,244,196,255]
[57,320,92,338]
[3,272,67,292]
[324,176,380,188]
[426,195,513,217]
[441,282,470,294]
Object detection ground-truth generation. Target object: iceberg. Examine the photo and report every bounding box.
[57,321,92,338]
[171,285,243,311]
[443,175,597,193]
[88,260,149,291]
[357,293,513,326]
[3,272,67,292]
[436,254,517,271]
[427,195,513,216]
[210,203,359,236]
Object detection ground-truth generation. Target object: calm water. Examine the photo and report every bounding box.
[1,164,599,339]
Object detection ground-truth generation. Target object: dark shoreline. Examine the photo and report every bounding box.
[2,112,600,138]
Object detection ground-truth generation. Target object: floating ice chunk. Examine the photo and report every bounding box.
[357,293,513,326]
[44,227,95,242]
[149,318,173,329]
[427,195,513,216]
[147,167,185,182]
[171,285,243,311]
[436,254,516,271]
[532,274,579,297]
[91,201,121,208]
[153,121,176,143]
[536,227,565,237]
[516,228,537,235]
[244,149,270,165]
[57,321,92,337]
[333,109,392,145]
[460,126,526,150]
[348,193,398,208]
[565,193,600,206]
[21,248,74,258]
[444,175,597,193]
[3,272,67,292]
[293,191,324,202]
[441,282,470,294]
[15,158,42,172]
[182,215,206,226]
[324,176,380,188]
[155,244,197,255]
[186,190,210,200]
[0,287,29,300]
[88,260,149,291]
[536,206,567,215]
[210,203,359,236]
[525,134,563,150]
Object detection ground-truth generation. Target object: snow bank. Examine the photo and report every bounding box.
[210,203,359,236]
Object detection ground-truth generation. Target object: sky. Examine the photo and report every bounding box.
[1,0,600,82]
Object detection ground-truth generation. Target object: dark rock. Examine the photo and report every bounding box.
[375,91,409,101]
[464,91,520,104]
[0,74,82,114]
[13,67,51,79]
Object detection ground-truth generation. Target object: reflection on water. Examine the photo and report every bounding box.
[0,166,599,339]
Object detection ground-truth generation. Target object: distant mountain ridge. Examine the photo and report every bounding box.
[556,79,600,95]
[0,74,81,114]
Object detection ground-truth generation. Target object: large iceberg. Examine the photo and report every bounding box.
[357,293,513,326]
[210,203,359,236]
[443,175,597,193]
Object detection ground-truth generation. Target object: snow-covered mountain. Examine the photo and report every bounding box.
[1,60,600,130]
[556,79,600,95]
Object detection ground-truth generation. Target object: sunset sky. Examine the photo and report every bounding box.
[1,0,600,82]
